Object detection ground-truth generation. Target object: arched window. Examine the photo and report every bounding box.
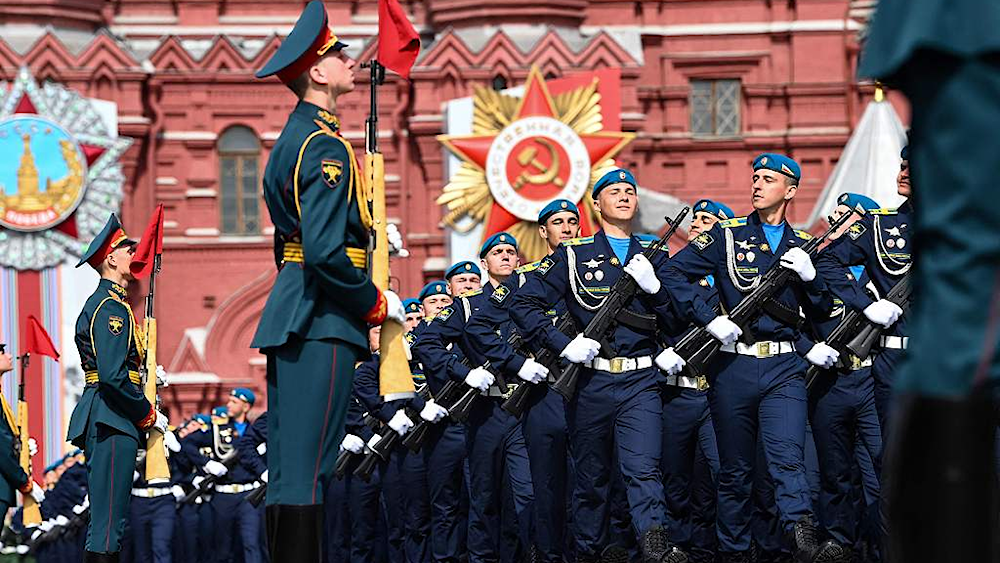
[218,126,260,234]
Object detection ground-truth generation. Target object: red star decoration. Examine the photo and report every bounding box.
[8,90,107,240]
[440,68,633,239]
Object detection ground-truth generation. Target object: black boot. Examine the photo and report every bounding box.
[84,552,120,562]
[600,544,630,563]
[717,552,753,563]
[575,553,601,563]
[267,504,323,562]
[790,516,848,563]
[640,526,689,563]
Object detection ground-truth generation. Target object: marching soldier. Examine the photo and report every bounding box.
[660,155,847,563]
[67,213,169,562]
[465,199,580,562]
[0,353,45,519]
[403,299,424,333]
[251,1,407,557]
[510,169,687,563]
[414,234,536,562]
[445,261,482,297]
[126,429,187,563]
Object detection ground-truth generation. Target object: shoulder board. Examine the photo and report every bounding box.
[793,229,813,240]
[869,208,898,215]
[638,240,669,252]
[463,289,483,297]
[515,260,542,274]
[718,217,747,228]
[562,236,594,247]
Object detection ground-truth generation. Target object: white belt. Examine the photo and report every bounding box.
[721,341,795,358]
[131,487,174,498]
[879,336,908,350]
[586,356,653,374]
[663,374,709,391]
[214,482,261,494]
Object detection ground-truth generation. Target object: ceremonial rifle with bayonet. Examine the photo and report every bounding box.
[0,343,41,529]
[672,206,862,376]
[550,207,690,400]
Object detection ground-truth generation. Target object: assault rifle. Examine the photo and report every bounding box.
[501,312,576,416]
[805,273,911,390]
[334,414,380,480]
[354,384,432,481]
[673,207,860,376]
[551,208,689,400]
[179,448,238,505]
[447,331,523,423]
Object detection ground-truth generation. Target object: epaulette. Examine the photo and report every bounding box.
[718,217,747,228]
[462,289,483,297]
[515,260,542,274]
[562,236,594,246]
[793,229,814,240]
[869,208,898,215]
[638,240,669,252]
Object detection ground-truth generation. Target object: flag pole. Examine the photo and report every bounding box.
[143,251,170,481]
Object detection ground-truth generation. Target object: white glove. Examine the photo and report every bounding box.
[156,364,168,387]
[260,470,268,483]
[171,485,185,500]
[863,299,903,329]
[192,476,205,489]
[81,495,89,509]
[655,348,687,376]
[163,430,181,453]
[560,334,601,364]
[366,434,382,451]
[806,342,840,369]
[204,460,228,477]
[256,442,267,455]
[27,438,37,458]
[39,520,53,532]
[779,247,816,282]
[152,411,169,434]
[340,434,364,454]
[387,410,414,436]
[516,358,549,384]
[55,515,68,527]
[133,470,140,483]
[706,316,743,346]
[72,504,86,515]
[29,482,45,504]
[384,290,406,325]
[419,400,449,423]
[16,545,28,554]
[623,254,661,294]
[464,367,495,392]
[30,530,41,541]
[387,223,410,258]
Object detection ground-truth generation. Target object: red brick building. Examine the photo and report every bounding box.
[0,0,898,418]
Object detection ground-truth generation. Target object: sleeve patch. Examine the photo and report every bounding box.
[321,159,344,187]
[537,256,555,276]
[436,307,454,321]
[490,285,510,304]
[847,223,867,240]
[691,233,714,251]
[108,315,125,335]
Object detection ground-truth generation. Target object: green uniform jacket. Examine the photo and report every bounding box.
[67,279,151,448]
[0,407,28,505]
[860,0,1000,79]
[251,100,380,353]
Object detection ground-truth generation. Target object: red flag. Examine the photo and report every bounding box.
[378,0,420,79]
[23,316,59,361]
[130,204,165,279]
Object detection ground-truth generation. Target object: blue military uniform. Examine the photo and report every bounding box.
[661,155,842,560]
[0,390,30,515]
[251,3,388,555]
[414,256,536,563]
[509,209,682,559]
[125,444,189,563]
[67,214,157,558]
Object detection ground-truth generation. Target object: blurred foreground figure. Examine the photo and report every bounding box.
[860,1,1000,561]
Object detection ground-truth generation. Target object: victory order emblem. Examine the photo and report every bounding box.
[0,67,132,270]
[438,66,634,260]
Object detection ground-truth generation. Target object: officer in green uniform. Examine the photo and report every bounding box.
[0,353,45,517]
[861,2,1000,560]
[67,214,168,562]
[251,1,406,559]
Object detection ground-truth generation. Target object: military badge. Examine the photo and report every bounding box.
[108,315,124,335]
[437,307,454,321]
[537,256,555,276]
[610,257,620,266]
[317,109,339,126]
[491,285,510,304]
[691,233,714,251]
[847,223,866,241]
[886,239,895,248]
[321,159,344,187]
[760,243,770,252]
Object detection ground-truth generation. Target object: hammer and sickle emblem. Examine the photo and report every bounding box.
[512,138,565,190]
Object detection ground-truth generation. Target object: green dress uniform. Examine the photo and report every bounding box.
[67,214,156,558]
[251,1,389,558]
[0,397,30,515]
[861,2,1000,560]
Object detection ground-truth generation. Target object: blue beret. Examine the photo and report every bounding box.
[76,213,137,269]
[693,199,735,221]
[231,387,256,406]
[44,461,61,473]
[537,199,580,224]
[445,261,481,280]
[752,153,801,182]
[838,192,881,212]
[900,145,909,160]
[193,414,211,426]
[212,406,229,418]
[479,232,517,259]
[592,168,636,199]
[419,281,449,301]
[403,298,422,313]
[255,1,348,84]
